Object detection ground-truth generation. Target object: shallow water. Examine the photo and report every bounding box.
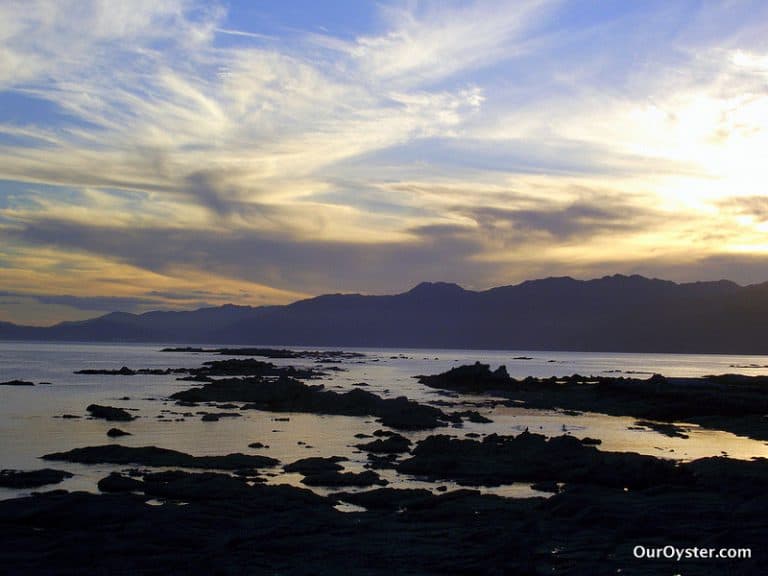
[2,341,768,501]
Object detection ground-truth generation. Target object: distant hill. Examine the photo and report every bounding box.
[1,275,767,353]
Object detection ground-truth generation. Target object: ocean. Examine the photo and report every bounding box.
[2,341,768,502]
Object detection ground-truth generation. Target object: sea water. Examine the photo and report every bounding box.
[2,341,768,501]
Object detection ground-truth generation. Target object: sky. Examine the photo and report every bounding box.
[1,0,768,325]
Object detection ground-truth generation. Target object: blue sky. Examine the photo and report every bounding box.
[1,0,768,324]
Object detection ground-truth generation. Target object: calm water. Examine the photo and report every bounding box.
[2,341,768,501]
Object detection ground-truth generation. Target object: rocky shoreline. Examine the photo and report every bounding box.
[2,352,767,574]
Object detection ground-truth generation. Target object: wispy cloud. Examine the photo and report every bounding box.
[1,0,768,324]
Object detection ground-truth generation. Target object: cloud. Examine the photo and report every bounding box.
[2,1,768,325]
[345,0,555,87]
[459,198,661,245]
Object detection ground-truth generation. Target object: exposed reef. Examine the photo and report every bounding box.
[418,363,768,440]
[398,432,686,488]
[2,458,767,574]
[161,347,365,360]
[76,359,325,381]
[171,376,451,430]
[0,379,35,386]
[86,404,136,422]
[42,445,279,470]
[0,469,73,488]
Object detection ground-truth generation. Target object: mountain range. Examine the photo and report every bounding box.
[1,275,767,353]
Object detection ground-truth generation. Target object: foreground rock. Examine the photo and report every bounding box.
[0,469,73,488]
[86,404,135,422]
[42,445,279,470]
[171,376,451,430]
[1,465,766,575]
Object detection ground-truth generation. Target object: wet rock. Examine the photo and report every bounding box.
[200,412,242,422]
[86,404,136,422]
[455,410,493,424]
[332,488,432,511]
[420,365,768,441]
[0,469,73,488]
[365,454,399,470]
[398,432,687,489]
[531,480,560,493]
[97,472,144,493]
[248,442,268,449]
[0,379,34,386]
[417,362,512,393]
[356,433,412,454]
[43,445,279,470]
[106,428,131,437]
[76,366,136,375]
[284,456,347,475]
[301,470,388,488]
[580,437,602,445]
[172,376,450,430]
[635,420,690,439]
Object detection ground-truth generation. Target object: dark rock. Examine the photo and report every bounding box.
[365,454,399,470]
[86,404,135,422]
[531,480,560,493]
[398,432,688,488]
[106,428,131,437]
[455,410,493,424]
[59,414,81,419]
[97,472,144,493]
[76,366,136,375]
[635,420,690,439]
[417,362,512,393]
[171,376,449,430]
[284,457,347,475]
[248,442,268,449]
[332,488,432,511]
[580,437,602,445]
[43,445,279,470]
[0,469,73,488]
[356,433,412,454]
[301,470,388,487]
[0,379,34,386]
[420,365,768,441]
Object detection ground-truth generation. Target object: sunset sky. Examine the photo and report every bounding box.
[1,0,768,325]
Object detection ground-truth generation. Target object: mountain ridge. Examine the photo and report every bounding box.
[1,275,766,353]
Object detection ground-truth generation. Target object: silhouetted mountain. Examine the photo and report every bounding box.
[1,275,766,353]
